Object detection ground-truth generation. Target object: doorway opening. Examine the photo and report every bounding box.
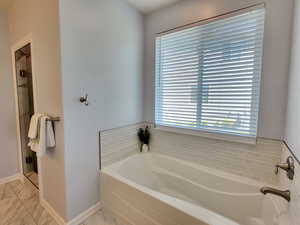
[14,43,38,188]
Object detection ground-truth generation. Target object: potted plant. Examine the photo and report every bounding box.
[138,126,150,152]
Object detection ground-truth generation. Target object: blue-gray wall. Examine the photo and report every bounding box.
[59,0,144,220]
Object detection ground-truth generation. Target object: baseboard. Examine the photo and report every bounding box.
[67,202,102,225]
[0,173,22,185]
[103,207,136,225]
[41,198,101,225]
[40,198,66,225]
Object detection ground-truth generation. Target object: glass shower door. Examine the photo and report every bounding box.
[15,44,38,188]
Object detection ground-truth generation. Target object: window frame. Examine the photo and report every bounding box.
[154,4,265,144]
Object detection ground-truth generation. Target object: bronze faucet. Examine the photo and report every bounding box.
[260,187,291,202]
[275,156,295,180]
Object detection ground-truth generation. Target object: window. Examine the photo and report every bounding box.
[155,7,265,137]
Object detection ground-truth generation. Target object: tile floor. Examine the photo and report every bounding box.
[25,172,39,188]
[0,178,57,225]
[0,178,126,225]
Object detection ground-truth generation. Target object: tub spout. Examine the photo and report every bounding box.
[260,187,291,202]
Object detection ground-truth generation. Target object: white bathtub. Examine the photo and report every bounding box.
[100,153,290,225]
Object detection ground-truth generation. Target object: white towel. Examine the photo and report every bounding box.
[28,115,56,156]
[46,119,56,148]
[28,114,42,139]
[37,116,47,156]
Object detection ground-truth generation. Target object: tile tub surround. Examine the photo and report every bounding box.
[100,123,283,185]
[100,123,147,168]
[99,123,300,224]
[279,144,300,225]
[149,128,282,185]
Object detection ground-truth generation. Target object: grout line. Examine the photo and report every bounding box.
[7,180,39,225]
[6,179,57,225]
[282,141,300,165]
[25,173,39,190]
[0,184,5,200]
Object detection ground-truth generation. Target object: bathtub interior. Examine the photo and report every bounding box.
[117,153,261,193]
[103,153,290,225]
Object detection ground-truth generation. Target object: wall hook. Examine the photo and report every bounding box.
[80,94,89,106]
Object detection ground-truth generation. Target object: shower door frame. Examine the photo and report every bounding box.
[11,34,40,191]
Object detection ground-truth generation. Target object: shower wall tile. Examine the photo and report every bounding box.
[100,123,146,168]
[100,122,283,185]
[17,88,29,115]
[150,128,282,185]
[279,144,300,225]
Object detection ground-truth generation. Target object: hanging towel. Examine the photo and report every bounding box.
[37,116,48,156]
[28,115,56,156]
[46,120,56,148]
[28,114,42,139]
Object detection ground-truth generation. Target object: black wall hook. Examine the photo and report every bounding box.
[80,94,89,106]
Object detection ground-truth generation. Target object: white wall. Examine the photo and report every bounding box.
[59,0,144,220]
[285,0,300,160]
[0,10,19,180]
[8,0,67,220]
[279,145,300,225]
[144,0,294,140]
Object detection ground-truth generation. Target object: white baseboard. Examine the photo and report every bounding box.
[0,173,22,185]
[67,202,102,225]
[40,198,66,225]
[41,198,101,225]
[103,207,136,225]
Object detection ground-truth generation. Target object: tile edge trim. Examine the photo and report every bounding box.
[283,140,300,165]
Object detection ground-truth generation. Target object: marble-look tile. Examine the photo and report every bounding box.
[7,180,24,194]
[101,123,143,168]
[0,184,16,200]
[16,186,57,225]
[0,179,59,225]
[36,214,58,225]
[0,197,35,225]
[2,213,36,225]
[0,197,22,219]
[13,179,38,201]
[150,128,282,185]
[100,123,283,185]
[46,219,59,225]
[26,172,39,188]
[82,210,118,225]
[23,194,49,225]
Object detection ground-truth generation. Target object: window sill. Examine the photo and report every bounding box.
[154,125,257,145]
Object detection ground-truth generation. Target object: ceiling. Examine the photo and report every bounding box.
[0,0,11,9]
[0,0,181,13]
[126,0,182,13]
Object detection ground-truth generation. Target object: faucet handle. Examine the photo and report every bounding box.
[274,166,279,175]
[287,156,294,169]
[287,169,295,180]
[275,156,295,180]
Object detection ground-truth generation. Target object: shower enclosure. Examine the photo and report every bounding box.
[14,44,38,187]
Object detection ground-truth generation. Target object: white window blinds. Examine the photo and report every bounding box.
[155,7,265,137]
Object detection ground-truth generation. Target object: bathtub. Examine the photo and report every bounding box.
[100,153,290,225]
